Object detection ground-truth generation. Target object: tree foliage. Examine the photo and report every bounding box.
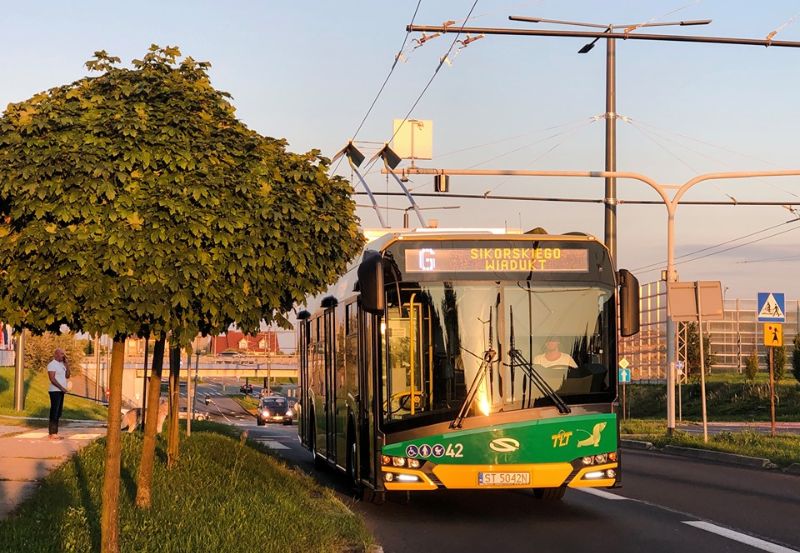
[792,334,800,384]
[686,322,714,377]
[744,350,759,381]
[773,345,786,382]
[0,45,364,345]
[23,331,85,375]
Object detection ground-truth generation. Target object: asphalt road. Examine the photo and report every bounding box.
[196,388,799,553]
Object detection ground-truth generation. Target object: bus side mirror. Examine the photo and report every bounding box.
[358,250,384,315]
[618,269,640,337]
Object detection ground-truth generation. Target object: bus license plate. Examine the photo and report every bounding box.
[478,472,530,486]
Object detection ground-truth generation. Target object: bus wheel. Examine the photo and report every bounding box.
[533,486,566,501]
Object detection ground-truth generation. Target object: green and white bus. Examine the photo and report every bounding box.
[297,228,639,500]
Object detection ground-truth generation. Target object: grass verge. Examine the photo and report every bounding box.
[232,394,259,414]
[0,421,372,553]
[621,418,800,468]
[0,366,107,423]
[626,380,800,422]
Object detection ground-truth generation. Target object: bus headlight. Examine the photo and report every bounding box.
[392,457,406,467]
[408,459,421,469]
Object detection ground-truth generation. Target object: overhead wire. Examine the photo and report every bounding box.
[358,0,481,181]
[467,117,597,170]
[624,118,737,202]
[481,120,598,195]
[738,253,800,264]
[434,117,591,160]
[331,0,424,176]
[630,117,800,201]
[632,216,800,273]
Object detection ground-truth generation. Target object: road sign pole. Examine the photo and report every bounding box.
[769,346,776,438]
[695,282,709,444]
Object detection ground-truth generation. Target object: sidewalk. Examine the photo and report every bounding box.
[0,423,106,519]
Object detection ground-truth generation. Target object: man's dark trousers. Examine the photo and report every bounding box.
[48,391,65,435]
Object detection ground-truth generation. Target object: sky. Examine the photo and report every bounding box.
[2,1,800,301]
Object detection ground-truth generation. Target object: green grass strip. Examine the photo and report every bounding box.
[0,421,372,553]
[0,366,107,423]
[621,418,800,468]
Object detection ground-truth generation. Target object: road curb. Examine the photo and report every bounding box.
[620,439,655,450]
[661,445,774,469]
[785,463,800,475]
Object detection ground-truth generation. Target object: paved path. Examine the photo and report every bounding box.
[0,423,105,519]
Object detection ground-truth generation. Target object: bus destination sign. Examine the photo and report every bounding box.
[404,247,589,273]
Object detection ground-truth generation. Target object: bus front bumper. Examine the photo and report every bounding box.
[381,462,618,491]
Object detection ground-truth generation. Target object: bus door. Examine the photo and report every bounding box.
[357,307,378,485]
[385,292,434,420]
[324,307,336,460]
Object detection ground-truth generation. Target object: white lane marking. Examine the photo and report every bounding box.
[13,431,103,440]
[574,487,629,501]
[683,521,799,553]
[15,432,48,439]
[69,433,103,440]
[252,439,289,450]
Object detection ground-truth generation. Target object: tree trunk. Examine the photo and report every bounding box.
[135,334,166,508]
[167,344,181,469]
[101,338,126,553]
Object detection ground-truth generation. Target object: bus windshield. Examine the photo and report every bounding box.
[382,281,614,426]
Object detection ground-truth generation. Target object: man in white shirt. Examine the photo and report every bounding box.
[47,348,70,440]
[533,338,577,391]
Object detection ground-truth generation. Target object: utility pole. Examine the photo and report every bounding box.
[13,332,25,411]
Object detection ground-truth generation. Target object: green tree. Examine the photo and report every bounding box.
[23,331,85,375]
[0,46,363,553]
[686,322,714,378]
[83,338,94,356]
[744,350,759,381]
[773,345,786,382]
[792,334,800,384]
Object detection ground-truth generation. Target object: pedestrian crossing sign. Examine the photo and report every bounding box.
[763,323,783,347]
[757,292,785,322]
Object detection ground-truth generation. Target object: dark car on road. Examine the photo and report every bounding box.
[256,396,293,426]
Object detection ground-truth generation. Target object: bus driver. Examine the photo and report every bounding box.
[533,338,577,391]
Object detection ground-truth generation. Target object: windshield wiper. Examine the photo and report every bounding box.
[451,309,496,429]
[508,306,571,415]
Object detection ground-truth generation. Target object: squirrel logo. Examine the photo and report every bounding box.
[576,422,607,448]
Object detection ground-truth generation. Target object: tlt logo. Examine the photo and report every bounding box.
[551,430,573,448]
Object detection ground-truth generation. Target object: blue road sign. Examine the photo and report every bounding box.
[757,292,785,322]
[618,368,631,384]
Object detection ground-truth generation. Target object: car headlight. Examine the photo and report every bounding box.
[286,409,293,417]
[262,410,270,417]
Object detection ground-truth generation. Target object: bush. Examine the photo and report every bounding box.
[83,339,94,356]
[744,350,759,381]
[774,345,786,382]
[23,331,85,375]
[793,334,800,384]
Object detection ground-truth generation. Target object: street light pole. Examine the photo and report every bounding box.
[605,35,617,262]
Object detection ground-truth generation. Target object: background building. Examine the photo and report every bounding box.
[620,282,798,381]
